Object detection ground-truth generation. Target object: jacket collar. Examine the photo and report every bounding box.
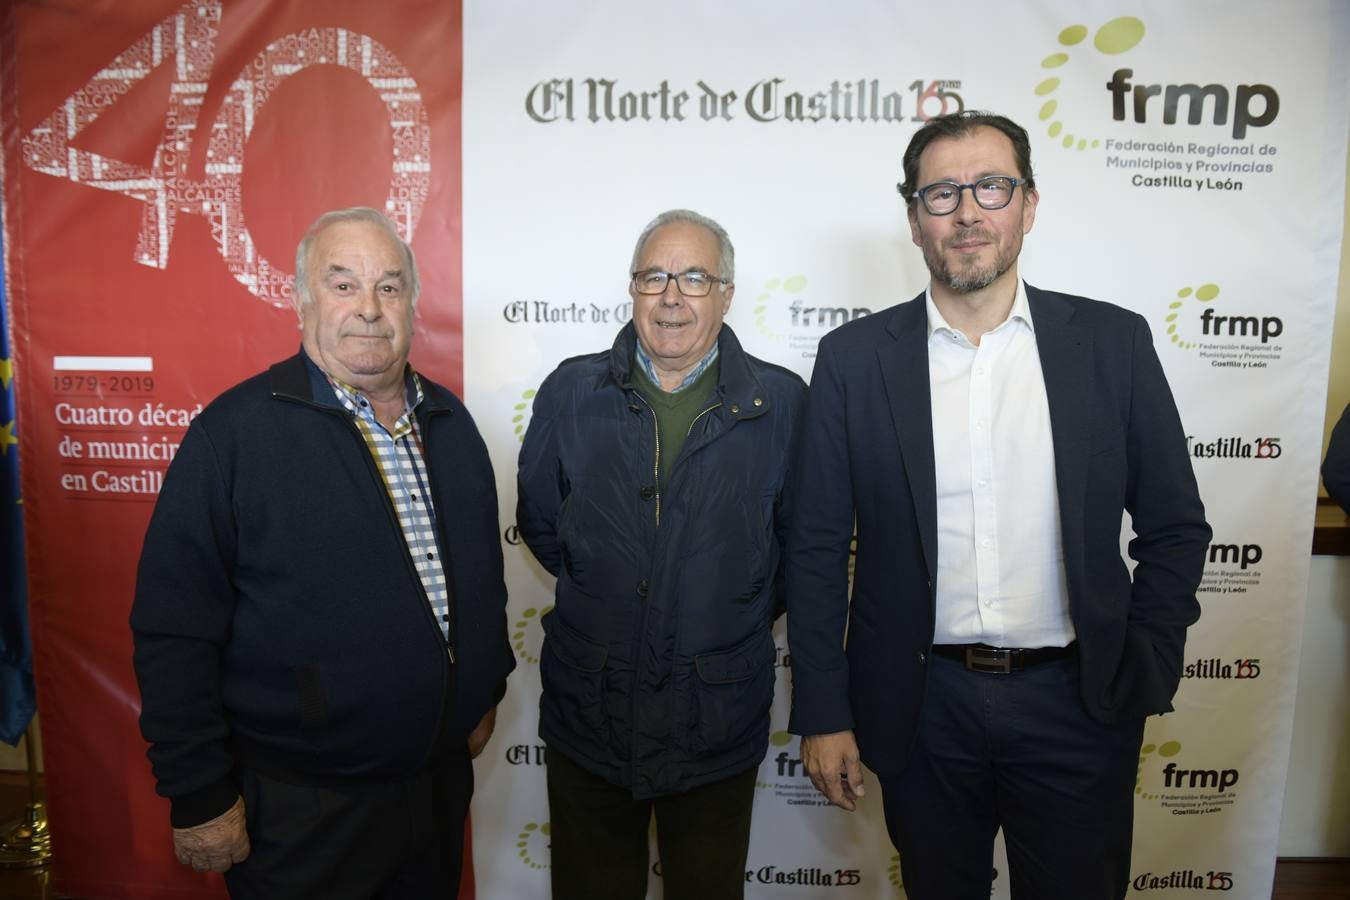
[607,322,770,420]
[1025,285,1093,595]
[267,347,456,415]
[879,293,938,579]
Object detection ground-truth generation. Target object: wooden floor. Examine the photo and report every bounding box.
[0,772,1347,898]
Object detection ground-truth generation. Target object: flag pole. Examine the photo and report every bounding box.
[0,722,50,868]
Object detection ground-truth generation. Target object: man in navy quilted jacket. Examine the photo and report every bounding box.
[518,209,806,900]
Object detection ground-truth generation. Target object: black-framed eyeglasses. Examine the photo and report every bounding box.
[904,176,1025,216]
[630,269,728,297]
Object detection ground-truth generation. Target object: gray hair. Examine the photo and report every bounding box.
[629,209,735,285]
[293,207,421,307]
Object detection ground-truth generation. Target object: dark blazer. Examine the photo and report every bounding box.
[786,285,1211,778]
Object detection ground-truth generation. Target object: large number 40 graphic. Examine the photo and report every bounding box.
[20,1,430,307]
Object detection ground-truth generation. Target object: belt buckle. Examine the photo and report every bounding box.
[965,646,1013,674]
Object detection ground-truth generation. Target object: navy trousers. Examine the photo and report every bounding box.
[545,745,757,900]
[879,654,1145,900]
[223,750,473,899]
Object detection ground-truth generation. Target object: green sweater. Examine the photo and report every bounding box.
[634,358,721,483]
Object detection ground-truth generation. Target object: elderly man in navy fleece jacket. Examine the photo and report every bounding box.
[132,207,514,897]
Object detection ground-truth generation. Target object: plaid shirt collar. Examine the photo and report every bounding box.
[325,367,425,435]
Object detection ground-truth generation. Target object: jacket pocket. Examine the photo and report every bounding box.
[540,611,609,736]
[679,629,775,756]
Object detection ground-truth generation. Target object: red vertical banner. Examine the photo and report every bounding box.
[0,1,462,895]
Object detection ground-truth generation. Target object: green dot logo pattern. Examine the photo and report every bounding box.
[1136,739,1182,799]
[752,275,809,342]
[513,388,536,443]
[517,820,551,870]
[1164,284,1220,350]
[1036,17,1145,150]
[513,605,553,664]
[888,854,903,890]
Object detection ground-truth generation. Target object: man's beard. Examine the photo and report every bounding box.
[921,227,1019,294]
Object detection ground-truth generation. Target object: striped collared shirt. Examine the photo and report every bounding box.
[634,337,720,393]
[327,371,452,648]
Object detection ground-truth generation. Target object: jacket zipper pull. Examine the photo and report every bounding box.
[447,645,457,664]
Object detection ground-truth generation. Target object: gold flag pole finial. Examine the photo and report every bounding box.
[0,722,51,868]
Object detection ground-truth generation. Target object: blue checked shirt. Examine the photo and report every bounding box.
[328,371,452,649]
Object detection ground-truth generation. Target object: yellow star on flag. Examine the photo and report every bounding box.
[0,357,12,391]
[1,420,16,456]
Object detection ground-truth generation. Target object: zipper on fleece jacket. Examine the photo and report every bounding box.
[273,392,457,664]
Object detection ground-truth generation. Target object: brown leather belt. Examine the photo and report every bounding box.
[931,642,1076,674]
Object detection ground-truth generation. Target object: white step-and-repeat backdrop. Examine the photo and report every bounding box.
[463,3,1349,898]
[2,2,1344,897]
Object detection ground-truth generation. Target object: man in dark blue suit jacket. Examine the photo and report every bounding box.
[786,112,1210,900]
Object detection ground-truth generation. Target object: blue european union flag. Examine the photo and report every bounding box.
[0,218,36,746]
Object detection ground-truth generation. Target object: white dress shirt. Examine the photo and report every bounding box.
[927,280,1075,649]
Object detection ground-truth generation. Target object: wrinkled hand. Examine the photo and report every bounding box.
[467,705,498,759]
[801,730,865,811]
[172,796,250,873]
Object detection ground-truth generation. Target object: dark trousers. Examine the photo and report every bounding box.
[545,745,757,900]
[879,655,1145,900]
[223,750,473,900]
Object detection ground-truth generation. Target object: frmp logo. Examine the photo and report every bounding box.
[1208,541,1262,570]
[1137,741,1240,818]
[1162,283,1284,368]
[772,750,807,779]
[1161,761,1240,794]
[750,276,870,360]
[1199,306,1282,344]
[1198,539,1265,598]
[757,731,831,808]
[759,732,808,783]
[1107,69,1278,140]
[1031,18,1146,151]
[1163,283,1218,350]
[1033,18,1283,192]
[516,820,551,871]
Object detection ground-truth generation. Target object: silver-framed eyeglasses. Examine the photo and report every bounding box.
[630,269,728,297]
[908,176,1025,216]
